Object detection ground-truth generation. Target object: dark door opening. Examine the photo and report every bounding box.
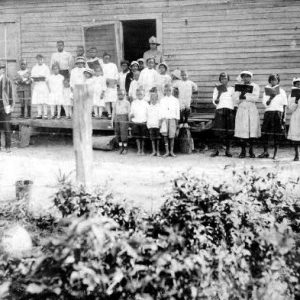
[122,19,156,62]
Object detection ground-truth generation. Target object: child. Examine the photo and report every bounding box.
[137,58,144,72]
[118,60,130,92]
[287,77,300,161]
[31,54,50,119]
[83,68,95,108]
[113,88,131,154]
[157,62,171,100]
[70,56,86,91]
[92,65,106,118]
[173,70,197,127]
[234,71,261,158]
[130,87,149,155]
[171,69,181,87]
[63,78,73,119]
[102,52,119,118]
[138,57,159,102]
[125,61,139,95]
[86,47,103,71]
[128,71,140,102]
[159,83,180,157]
[259,74,287,159]
[48,64,64,119]
[15,59,32,118]
[147,87,161,156]
[211,72,235,157]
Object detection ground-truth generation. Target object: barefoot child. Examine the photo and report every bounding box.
[259,74,287,159]
[159,83,180,157]
[287,77,300,161]
[31,54,50,119]
[130,88,149,155]
[63,78,73,119]
[234,71,261,158]
[93,66,106,118]
[48,64,64,119]
[211,72,235,157]
[113,88,131,154]
[147,87,161,156]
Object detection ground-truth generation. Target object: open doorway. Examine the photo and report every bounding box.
[122,19,156,62]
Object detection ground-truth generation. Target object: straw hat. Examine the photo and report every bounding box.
[149,36,160,45]
[171,69,181,80]
[158,62,168,70]
[75,56,86,64]
[240,71,253,78]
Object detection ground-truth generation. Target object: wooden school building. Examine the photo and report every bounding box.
[1,0,300,124]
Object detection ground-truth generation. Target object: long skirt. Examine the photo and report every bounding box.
[288,106,300,141]
[261,111,285,140]
[32,82,49,105]
[115,114,129,143]
[212,108,235,138]
[235,102,261,139]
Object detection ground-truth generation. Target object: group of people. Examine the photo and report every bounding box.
[0,37,300,160]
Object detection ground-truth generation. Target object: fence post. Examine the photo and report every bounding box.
[72,84,93,187]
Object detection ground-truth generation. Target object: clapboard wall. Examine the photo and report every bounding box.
[1,0,300,117]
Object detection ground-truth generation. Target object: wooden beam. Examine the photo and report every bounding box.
[72,84,93,187]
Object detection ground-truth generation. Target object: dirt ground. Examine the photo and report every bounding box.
[1,136,300,214]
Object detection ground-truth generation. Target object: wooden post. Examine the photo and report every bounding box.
[73,84,93,187]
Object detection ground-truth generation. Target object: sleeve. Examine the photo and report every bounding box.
[114,65,119,81]
[176,99,180,120]
[70,70,75,89]
[288,94,298,112]
[138,70,144,86]
[102,77,107,91]
[69,53,74,70]
[262,92,269,107]
[50,53,55,69]
[130,101,135,115]
[212,87,218,105]
[245,83,260,102]
[281,89,288,106]
[125,73,132,93]
[159,99,165,119]
[191,81,198,92]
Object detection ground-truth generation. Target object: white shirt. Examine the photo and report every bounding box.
[262,86,287,112]
[50,51,73,70]
[159,95,180,120]
[212,86,235,110]
[128,80,140,101]
[118,71,130,91]
[70,67,85,89]
[147,103,161,128]
[173,80,197,109]
[31,63,50,80]
[130,99,149,123]
[102,62,119,80]
[138,68,160,93]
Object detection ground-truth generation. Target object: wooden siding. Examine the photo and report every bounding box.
[1,0,300,119]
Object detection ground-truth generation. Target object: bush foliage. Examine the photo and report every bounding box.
[0,168,299,300]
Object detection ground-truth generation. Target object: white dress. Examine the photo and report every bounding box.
[31,64,50,105]
[102,62,118,103]
[70,67,85,90]
[63,88,73,106]
[288,94,300,141]
[93,75,106,107]
[48,74,64,105]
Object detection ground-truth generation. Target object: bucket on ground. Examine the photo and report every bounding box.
[15,180,33,201]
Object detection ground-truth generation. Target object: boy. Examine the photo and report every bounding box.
[173,70,197,127]
[15,59,32,118]
[113,88,131,154]
[70,56,86,91]
[159,84,180,157]
[118,60,130,92]
[128,71,140,102]
[130,88,149,155]
[93,65,106,118]
[86,47,103,71]
[147,87,161,156]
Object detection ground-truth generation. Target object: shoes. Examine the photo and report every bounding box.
[210,150,219,157]
[239,151,246,158]
[225,151,232,157]
[122,147,128,155]
[119,146,124,155]
[294,156,299,161]
[36,116,42,119]
[258,152,269,158]
[249,153,256,158]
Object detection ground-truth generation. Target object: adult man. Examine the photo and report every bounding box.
[50,41,73,79]
[143,36,163,68]
[0,61,14,152]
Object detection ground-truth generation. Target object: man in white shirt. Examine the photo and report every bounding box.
[50,41,73,79]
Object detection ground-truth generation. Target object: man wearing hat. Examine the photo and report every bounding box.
[50,40,73,79]
[143,36,163,67]
[0,61,14,152]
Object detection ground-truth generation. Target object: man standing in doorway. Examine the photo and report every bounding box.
[143,36,163,68]
[50,40,73,79]
[0,61,14,152]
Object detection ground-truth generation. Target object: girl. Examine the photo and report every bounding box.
[31,54,50,119]
[118,60,130,92]
[234,71,261,158]
[113,88,131,154]
[125,61,139,95]
[259,74,287,159]
[70,56,86,91]
[157,62,171,100]
[48,64,64,119]
[130,87,149,155]
[171,69,181,88]
[147,87,161,156]
[84,68,95,107]
[93,65,106,118]
[159,83,180,157]
[287,77,300,161]
[102,52,119,119]
[128,71,141,102]
[138,57,159,102]
[211,72,235,157]
[63,78,73,119]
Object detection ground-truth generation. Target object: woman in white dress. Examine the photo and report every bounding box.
[287,77,300,161]
[102,52,118,118]
[48,64,64,119]
[31,54,50,119]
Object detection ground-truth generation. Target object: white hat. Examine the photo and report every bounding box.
[130,61,139,67]
[137,58,144,63]
[149,36,160,45]
[158,62,168,70]
[293,77,300,83]
[171,69,181,79]
[83,68,94,76]
[75,56,86,64]
[240,71,253,78]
